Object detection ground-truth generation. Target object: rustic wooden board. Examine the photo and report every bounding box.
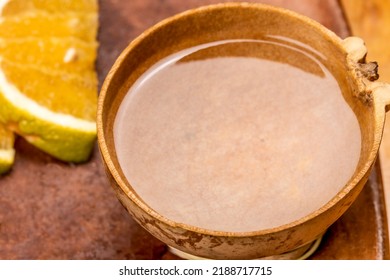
[0,0,388,260]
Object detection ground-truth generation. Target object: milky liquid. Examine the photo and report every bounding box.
[114,39,361,232]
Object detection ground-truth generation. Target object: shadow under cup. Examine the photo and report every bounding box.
[97,3,386,259]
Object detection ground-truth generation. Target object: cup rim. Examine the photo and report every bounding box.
[97,2,383,237]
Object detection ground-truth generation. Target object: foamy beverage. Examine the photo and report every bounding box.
[114,38,361,232]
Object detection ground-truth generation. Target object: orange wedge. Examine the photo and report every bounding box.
[0,12,98,41]
[0,0,98,16]
[0,37,97,74]
[0,0,98,164]
[0,58,97,162]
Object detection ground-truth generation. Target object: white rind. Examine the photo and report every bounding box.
[0,66,96,133]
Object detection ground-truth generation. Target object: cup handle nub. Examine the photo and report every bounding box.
[369,82,390,112]
[342,36,390,111]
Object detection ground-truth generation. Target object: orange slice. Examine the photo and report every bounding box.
[0,58,97,162]
[0,37,98,74]
[0,0,98,16]
[0,12,98,41]
[0,0,98,164]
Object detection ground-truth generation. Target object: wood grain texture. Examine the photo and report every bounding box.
[0,0,388,259]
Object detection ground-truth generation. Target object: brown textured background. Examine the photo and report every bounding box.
[0,0,388,259]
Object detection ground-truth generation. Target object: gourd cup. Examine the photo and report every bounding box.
[97,3,390,259]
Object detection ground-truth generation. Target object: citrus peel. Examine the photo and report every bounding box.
[0,122,15,174]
